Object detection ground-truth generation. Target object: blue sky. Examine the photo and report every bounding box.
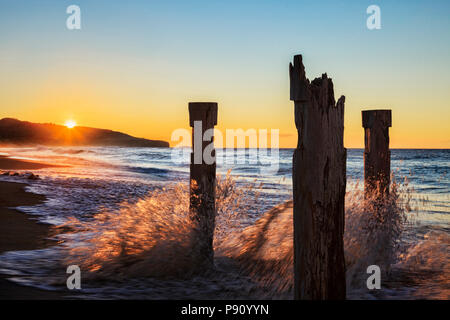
[1,0,449,147]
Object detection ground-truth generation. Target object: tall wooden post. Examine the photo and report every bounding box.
[189,102,218,271]
[362,110,392,198]
[290,55,346,300]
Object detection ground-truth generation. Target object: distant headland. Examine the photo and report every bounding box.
[0,118,169,148]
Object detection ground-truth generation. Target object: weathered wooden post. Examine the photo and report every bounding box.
[189,102,218,271]
[362,110,392,198]
[290,54,346,300]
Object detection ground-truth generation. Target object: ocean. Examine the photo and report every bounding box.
[0,147,448,299]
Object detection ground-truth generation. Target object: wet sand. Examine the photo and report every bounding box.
[0,157,64,299]
[0,155,62,170]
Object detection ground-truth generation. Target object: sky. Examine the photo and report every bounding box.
[0,0,449,148]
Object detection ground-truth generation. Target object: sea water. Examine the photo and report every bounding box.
[0,147,448,299]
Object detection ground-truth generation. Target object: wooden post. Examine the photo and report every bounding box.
[189,102,218,271]
[362,110,392,198]
[289,54,347,300]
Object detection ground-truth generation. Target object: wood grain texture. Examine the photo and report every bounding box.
[362,110,392,198]
[290,55,347,300]
[189,102,218,271]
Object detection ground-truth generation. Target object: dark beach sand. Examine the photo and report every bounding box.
[0,157,64,299]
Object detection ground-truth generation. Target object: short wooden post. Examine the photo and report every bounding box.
[289,55,347,300]
[189,102,218,270]
[362,110,392,198]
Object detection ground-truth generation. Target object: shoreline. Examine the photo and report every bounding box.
[0,155,64,170]
[0,156,64,299]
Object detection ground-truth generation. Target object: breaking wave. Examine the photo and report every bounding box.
[58,171,262,279]
[54,172,448,299]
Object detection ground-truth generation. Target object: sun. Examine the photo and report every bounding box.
[65,120,77,129]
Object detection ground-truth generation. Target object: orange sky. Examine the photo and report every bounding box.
[1,70,448,148]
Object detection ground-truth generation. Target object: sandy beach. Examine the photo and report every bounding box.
[0,157,63,299]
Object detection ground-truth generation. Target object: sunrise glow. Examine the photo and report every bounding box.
[65,120,77,129]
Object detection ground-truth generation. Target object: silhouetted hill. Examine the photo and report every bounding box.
[0,118,169,148]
